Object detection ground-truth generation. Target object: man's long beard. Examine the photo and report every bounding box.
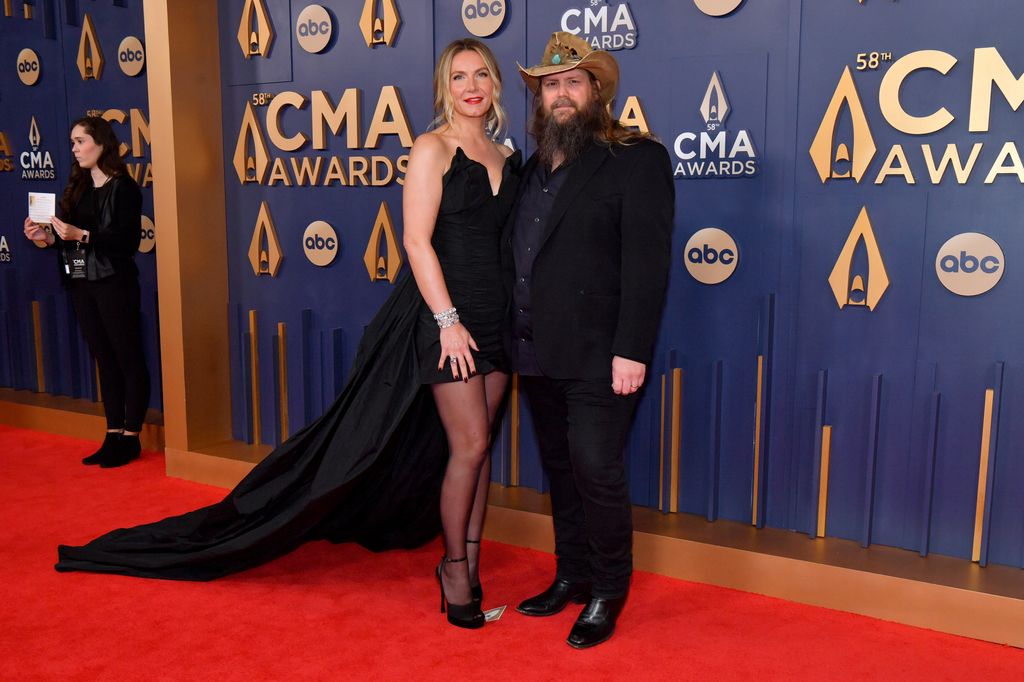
[533,96,605,169]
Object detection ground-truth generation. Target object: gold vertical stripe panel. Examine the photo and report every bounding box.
[95,361,102,402]
[817,425,833,538]
[670,368,682,514]
[752,355,764,526]
[277,322,288,440]
[249,310,261,446]
[31,301,45,393]
[658,373,666,512]
[510,373,520,487]
[23,2,32,19]
[4,1,13,18]
[972,389,995,562]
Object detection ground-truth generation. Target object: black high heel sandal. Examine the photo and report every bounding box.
[436,556,484,629]
[466,539,483,604]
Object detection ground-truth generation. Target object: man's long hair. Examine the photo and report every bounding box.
[60,116,128,215]
[530,72,650,167]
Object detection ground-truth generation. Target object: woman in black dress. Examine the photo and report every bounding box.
[23,116,148,468]
[57,40,520,630]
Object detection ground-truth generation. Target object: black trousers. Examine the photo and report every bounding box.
[520,375,639,599]
[69,272,151,432]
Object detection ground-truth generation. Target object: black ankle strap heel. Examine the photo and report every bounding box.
[435,556,484,629]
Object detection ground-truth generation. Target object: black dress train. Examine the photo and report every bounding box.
[55,148,521,580]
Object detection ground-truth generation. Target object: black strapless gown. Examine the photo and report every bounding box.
[55,148,521,580]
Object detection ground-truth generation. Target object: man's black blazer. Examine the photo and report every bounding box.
[502,138,675,380]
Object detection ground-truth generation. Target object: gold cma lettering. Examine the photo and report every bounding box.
[312,89,362,149]
[248,201,283,276]
[809,67,877,183]
[360,0,401,48]
[234,101,271,184]
[365,86,414,148]
[364,201,402,282]
[100,108,151,158]
[0,131,11,156]
[238,0,274,59]
[77,14,104,80]
[828,207,889,311]
[617,96,649,133]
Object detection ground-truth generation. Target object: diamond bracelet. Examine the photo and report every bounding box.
[433,307,460,329]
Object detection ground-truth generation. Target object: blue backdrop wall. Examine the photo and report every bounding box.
[3,0,1022,570]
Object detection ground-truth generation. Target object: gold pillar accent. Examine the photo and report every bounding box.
[658,373,666,511]
[95,361,102,402]
[249,310,261,446]
[817,425,833,537]
[144,0,232,457]
[5,1,13,18]
[510,373,520,487]
[972,389,995,562]
[669,368,682,513]
[752,354,764,526]
[31,301,44,393]
[23,1,32,19]
[277,322,288,440]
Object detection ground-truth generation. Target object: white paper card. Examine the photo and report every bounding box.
[28,192,56,224]
[483,605,506,622]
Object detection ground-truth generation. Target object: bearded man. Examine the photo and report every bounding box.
[502,32,674,649]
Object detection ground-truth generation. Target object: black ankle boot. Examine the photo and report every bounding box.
[100,433,141,468]
[435,556,484,629]
[516,577,592,617]
[566,596,626,649]
[83,432,121,465]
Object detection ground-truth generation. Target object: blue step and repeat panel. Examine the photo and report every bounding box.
[3,1,1022,569]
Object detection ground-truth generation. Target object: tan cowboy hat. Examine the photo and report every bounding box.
[518,32,620,104]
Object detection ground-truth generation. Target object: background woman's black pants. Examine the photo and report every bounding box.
[69,272,150,432]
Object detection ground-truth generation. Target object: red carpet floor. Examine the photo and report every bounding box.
[1,424,1022,680]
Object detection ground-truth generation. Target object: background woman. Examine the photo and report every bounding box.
[24,116,148,468]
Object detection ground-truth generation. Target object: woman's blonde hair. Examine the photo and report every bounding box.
[432,39,507,139]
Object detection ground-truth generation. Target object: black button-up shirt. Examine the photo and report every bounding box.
[511,159,574,375]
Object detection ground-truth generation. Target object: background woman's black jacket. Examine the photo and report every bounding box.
[54,174,143,281]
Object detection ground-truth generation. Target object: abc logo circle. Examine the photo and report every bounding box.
[684,227,738,285]
[296,5,333,54]
[139,216,156,254]
[117,37,146,77]
[303,221,338,266]
[462,0,505,37]
[17,48,41,86]
[693,0,745,17]
[935,232,1004,297]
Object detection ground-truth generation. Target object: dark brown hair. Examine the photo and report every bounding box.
[60,116,128,215]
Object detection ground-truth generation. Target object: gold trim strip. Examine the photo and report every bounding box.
[31,301,44,393]
[752,354,764,526]
[658,373,666,512]
[972,389,995,562]
[277,322,288,440]
[249,309,261,446]
[95,360,102,402]
[23,2,32,19]
[4,1,13,19]
[669,368,682,513]
[817,425,832,538]
[510,373,520,487]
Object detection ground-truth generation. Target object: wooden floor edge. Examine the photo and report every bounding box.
[484,506,1024,649]
[164,447,256,489]
[0,400,164,452]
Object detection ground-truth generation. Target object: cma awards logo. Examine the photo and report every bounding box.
[77,14,104,80]
[673,71,759,178]
[0,131,14,172]
[360,0,401,48]
[561,1,637,51]
[249,202,283,276]
[364,201,402,282]
[810,47,1024,186]
[238,0,275,59]
[828,207,889,311]
[0,236,10,263]
[232,86,413,187]
[21,117,55,180]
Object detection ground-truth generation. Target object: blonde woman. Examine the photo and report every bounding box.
[57,39,519,632]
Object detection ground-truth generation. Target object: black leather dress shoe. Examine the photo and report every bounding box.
[566,596,626,649]
[516,577,592,617]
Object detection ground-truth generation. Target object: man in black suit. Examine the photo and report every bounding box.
[504,32,674,648]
